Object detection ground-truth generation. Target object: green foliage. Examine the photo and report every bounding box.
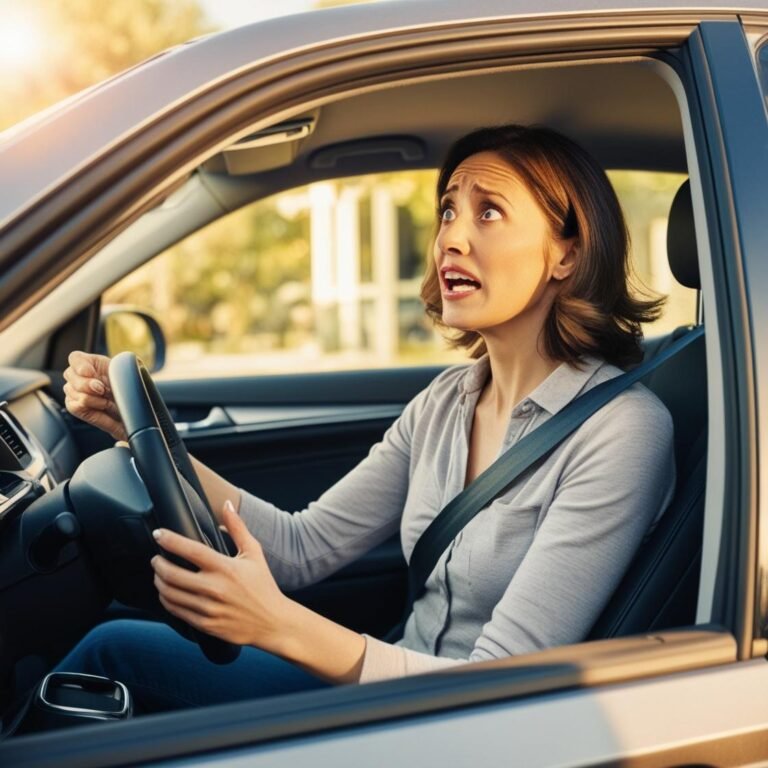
[105,198,311,352]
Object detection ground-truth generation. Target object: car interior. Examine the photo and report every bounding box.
[0,50,713,739]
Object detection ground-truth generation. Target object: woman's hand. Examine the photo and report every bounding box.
[151,501,287,650]
[152,501,367,683]
[63,351,127,442]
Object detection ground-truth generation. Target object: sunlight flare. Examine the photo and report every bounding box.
[0,12,44,72]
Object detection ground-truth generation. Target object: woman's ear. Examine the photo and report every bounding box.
[551,238,578,281]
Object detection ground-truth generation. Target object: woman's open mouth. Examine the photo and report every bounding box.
[441,267,482,299]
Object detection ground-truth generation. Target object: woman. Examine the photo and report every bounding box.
[58,124,675,711]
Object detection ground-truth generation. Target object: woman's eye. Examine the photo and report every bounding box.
[480,207,501,221]
[441,208,456,222]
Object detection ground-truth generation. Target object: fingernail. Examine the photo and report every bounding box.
[91,380,105,395]
[224,500,235,513]
[152,529,163,540]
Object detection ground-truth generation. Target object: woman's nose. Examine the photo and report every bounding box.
[436,214,470,256]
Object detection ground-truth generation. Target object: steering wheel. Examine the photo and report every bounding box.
[108,351,240,664]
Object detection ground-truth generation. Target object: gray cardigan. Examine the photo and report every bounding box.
[239,354,675,682]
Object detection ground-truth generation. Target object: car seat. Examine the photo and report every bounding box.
[588,180,708,638]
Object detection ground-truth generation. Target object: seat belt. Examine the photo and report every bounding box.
[387,324,704,642]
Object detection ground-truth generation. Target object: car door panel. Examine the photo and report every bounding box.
[0,630,746,768]
[178,422,404,635]
[156,366,444,634]
[156,366,444,406]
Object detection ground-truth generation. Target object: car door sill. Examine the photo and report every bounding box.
[0,627,737,767]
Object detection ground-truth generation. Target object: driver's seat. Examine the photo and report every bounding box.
[588,180,707,638]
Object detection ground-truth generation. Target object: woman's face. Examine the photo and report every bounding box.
[433,150,574,337]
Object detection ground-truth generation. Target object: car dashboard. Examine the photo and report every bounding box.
[0,369,79,522]
[0,369,111,722]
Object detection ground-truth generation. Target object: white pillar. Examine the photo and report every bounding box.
[335,186,362,351]
[309,182,337,306]
[309,182,338,351]
[371,186,398,362]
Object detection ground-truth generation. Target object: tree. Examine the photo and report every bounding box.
[0,0,212,132]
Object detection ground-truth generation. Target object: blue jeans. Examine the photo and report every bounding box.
[55,619,329,713]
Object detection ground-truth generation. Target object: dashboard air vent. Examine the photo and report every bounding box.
[0,417,30,467]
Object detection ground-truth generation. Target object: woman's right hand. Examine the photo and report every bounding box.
[63,351,128,442]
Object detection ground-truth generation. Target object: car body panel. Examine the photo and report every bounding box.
[161,659,768,768]
[684,21,768,653]
[695,22,768,647]
[0,629,744,767]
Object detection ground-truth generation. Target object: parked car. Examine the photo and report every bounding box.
[0,0,767,765]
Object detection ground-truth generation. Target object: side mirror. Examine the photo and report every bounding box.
[97,306,166,373]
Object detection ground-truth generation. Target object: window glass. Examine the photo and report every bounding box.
[758,39,768,107]
[609,170,696,334]
[104,170,696,378]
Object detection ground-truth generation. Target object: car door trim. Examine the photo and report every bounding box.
[0,628,739,767]
[176,404,405,440]
[157,367,445,406]
[686,21,765,659]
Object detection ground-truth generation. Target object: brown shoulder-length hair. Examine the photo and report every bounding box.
[421,124,664,369]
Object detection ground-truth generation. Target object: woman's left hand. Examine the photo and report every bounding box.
[151,501,285,649]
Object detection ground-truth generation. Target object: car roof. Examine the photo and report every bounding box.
[0,0,766,227]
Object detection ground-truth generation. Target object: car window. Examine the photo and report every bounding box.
[609,170,696,333]
[758,37,768,107]
[103,170,695,378]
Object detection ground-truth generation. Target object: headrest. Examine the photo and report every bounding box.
[666,180,700,290]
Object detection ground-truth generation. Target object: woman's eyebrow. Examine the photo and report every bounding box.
[440,181,513,207]
[471,183,513,206]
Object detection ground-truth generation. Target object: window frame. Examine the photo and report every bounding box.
[683,20,768,657]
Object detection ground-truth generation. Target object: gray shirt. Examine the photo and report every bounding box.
[239,354,675,681]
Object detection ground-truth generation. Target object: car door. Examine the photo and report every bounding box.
[108,15,768,766]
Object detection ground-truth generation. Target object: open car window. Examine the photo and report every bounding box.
[103,170,696,378]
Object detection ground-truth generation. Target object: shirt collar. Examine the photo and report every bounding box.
[527,355,604,415]
[459,353,605,415]
[459,355,491,396]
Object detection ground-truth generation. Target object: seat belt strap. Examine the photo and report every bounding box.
[389,325,704,641]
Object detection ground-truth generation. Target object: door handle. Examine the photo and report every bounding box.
[174,406,232,435]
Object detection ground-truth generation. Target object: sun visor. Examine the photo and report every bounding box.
[204,112,318,175]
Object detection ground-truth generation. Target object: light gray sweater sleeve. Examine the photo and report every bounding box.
[359,390,676,682]
[237,383,434,590]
